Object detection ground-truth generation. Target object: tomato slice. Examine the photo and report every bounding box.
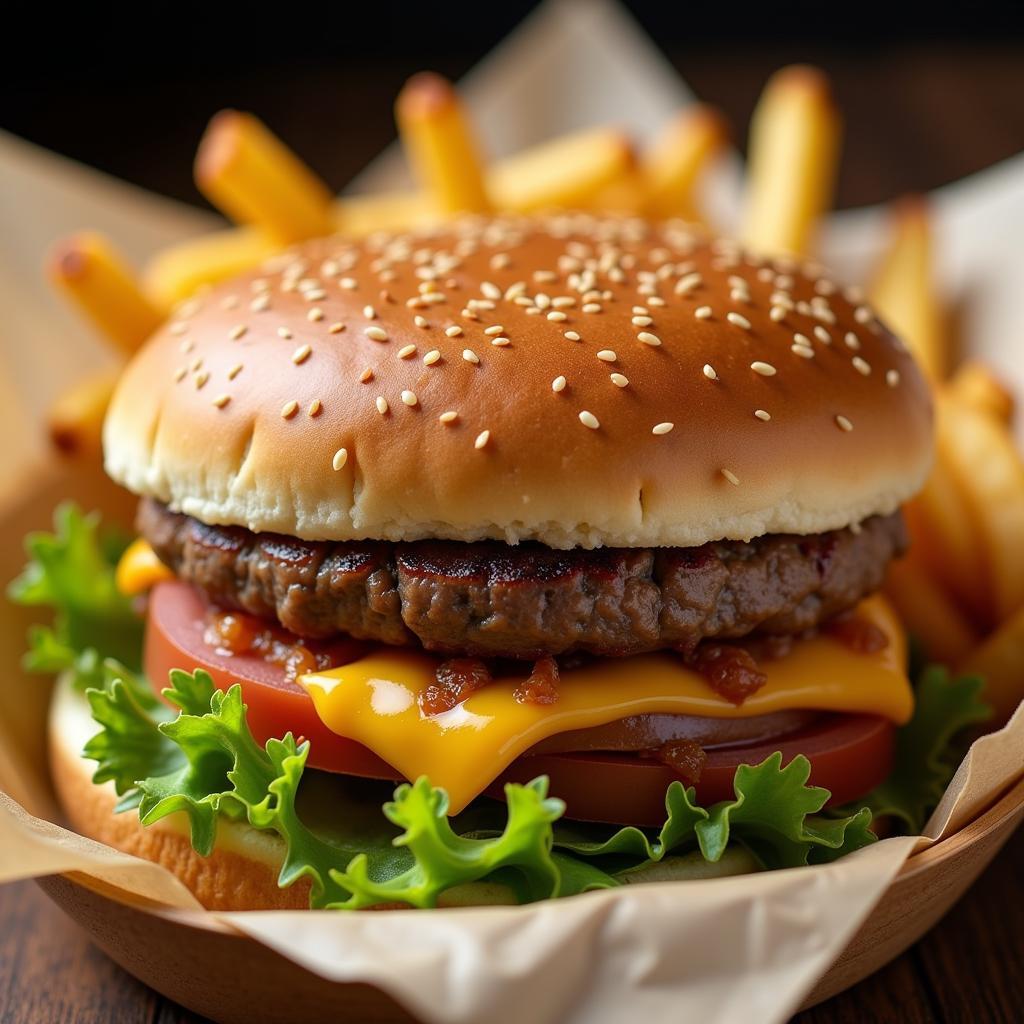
[146,581,894,827]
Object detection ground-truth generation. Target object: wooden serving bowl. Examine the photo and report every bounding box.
[33,776,1024,1023]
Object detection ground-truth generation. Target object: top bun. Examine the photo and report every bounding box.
[104,214,932,549]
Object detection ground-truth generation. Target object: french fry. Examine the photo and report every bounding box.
[938,393,1024,623]
[869,197,947,379]
[334,189,437,237]
[883,553,980,666]
[961,604,1024,725]
[641,105,729,222]
[489,127,634,213]
[584,172,647,214]
[396,73,491,214]
[46,367,120,459]
[741,65,841,256]
[948,361,1014,425]
[143,225,282,308]
[47,233,163,353]
[904,454,988,627]
[195,111,335,244]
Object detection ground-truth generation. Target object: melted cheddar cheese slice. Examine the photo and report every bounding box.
[116,538,174,595]
[300,595,912,814]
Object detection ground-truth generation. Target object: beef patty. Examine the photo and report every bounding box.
[138,498,906,659]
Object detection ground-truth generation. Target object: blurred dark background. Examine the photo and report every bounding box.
[2,0,1023,212]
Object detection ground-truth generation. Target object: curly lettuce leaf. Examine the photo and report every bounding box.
[850,666,990,832]
[8,503,142,674]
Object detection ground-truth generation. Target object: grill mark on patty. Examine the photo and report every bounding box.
[137,498,907,659]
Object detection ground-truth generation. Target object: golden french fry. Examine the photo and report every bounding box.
[584,172,647,214]
[741,65,841,256]
[641,105,729,222]
[884,553,980,666]
[938,393,1024,622]
[334,189,437,237]
[869,197,947,379]
[961,603,1024,725]
[904,453,989,627]
[195,111,335,244]
[143,226,282,308]
[46,367,120,459]
[47,233,163,353]
[396,73,491,214]
[489,127,634,213]
[947,361,1014,425]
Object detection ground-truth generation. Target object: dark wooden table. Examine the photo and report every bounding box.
[2,31,1023,1024]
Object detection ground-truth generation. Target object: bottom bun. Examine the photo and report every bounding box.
[48,674,309,911]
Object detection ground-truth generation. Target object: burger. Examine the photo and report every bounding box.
[24,213,949,910]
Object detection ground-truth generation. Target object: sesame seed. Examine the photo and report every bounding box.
[170,322,188,336]
[547,310,568,322]
[292,344,312,365]
[212,393,231,409]
[359,367,374,383]
[610,373,629,388]
[481,282,502,300]
[365,326,388,341]
[853,356,872,376]
[340,277,357,290]
[445,325,463,338]
[814,326,832,344]
[229,324,247,340]
[332,448,348,471]
[844,332,861,350]
[652,422,674,435]
[484,325,504,335]
[835,414,854,432]
[751,361,777,376]
[694,306,712,319]
[397,344,417,359]
[578,410,600,430]
[491,336,511,347]
[363,305,377,319]
[791,344,815,359]
[281,400,298,419]
[854,306,873,324]
[770,306,787,322]
[754,409,771,421]
[552,375,567,392]
[173,366,187,383]
[730,289,750,303]
[250,294,270,313]
[308,399,322,417]
[727,312,752,330]
[637,332,662,347]
[703,363,718,380]
[582,303,602,314]
[721,469,741,486]
[329,322,345,334]
[475,429,491,449]
[632,305,649,315]
[414,316,429,329]
[304,289,326,301]
[674,272,703,295]
[459,349,480,366]
[277,327,293,340]
[308,307,324,322]
[794,333,812,347]
[423,349,442,366]
[632,316,653,327]
[227,363,243,380]
[194,371,209,390]
[596,350,616,363]
[886,369,900,387]
[564,331,581,341]
[375,396,389,415]
[401,390,418,407]
[439,411,458,424]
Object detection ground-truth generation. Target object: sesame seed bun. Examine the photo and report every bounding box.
[104,214,932,548]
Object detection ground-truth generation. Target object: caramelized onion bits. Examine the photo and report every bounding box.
[204,610,332,682]
[513,655,560,706]
[420,658,492,717]
[656,738,707,785]
[824,612,889,654]
[687,643,768,706]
